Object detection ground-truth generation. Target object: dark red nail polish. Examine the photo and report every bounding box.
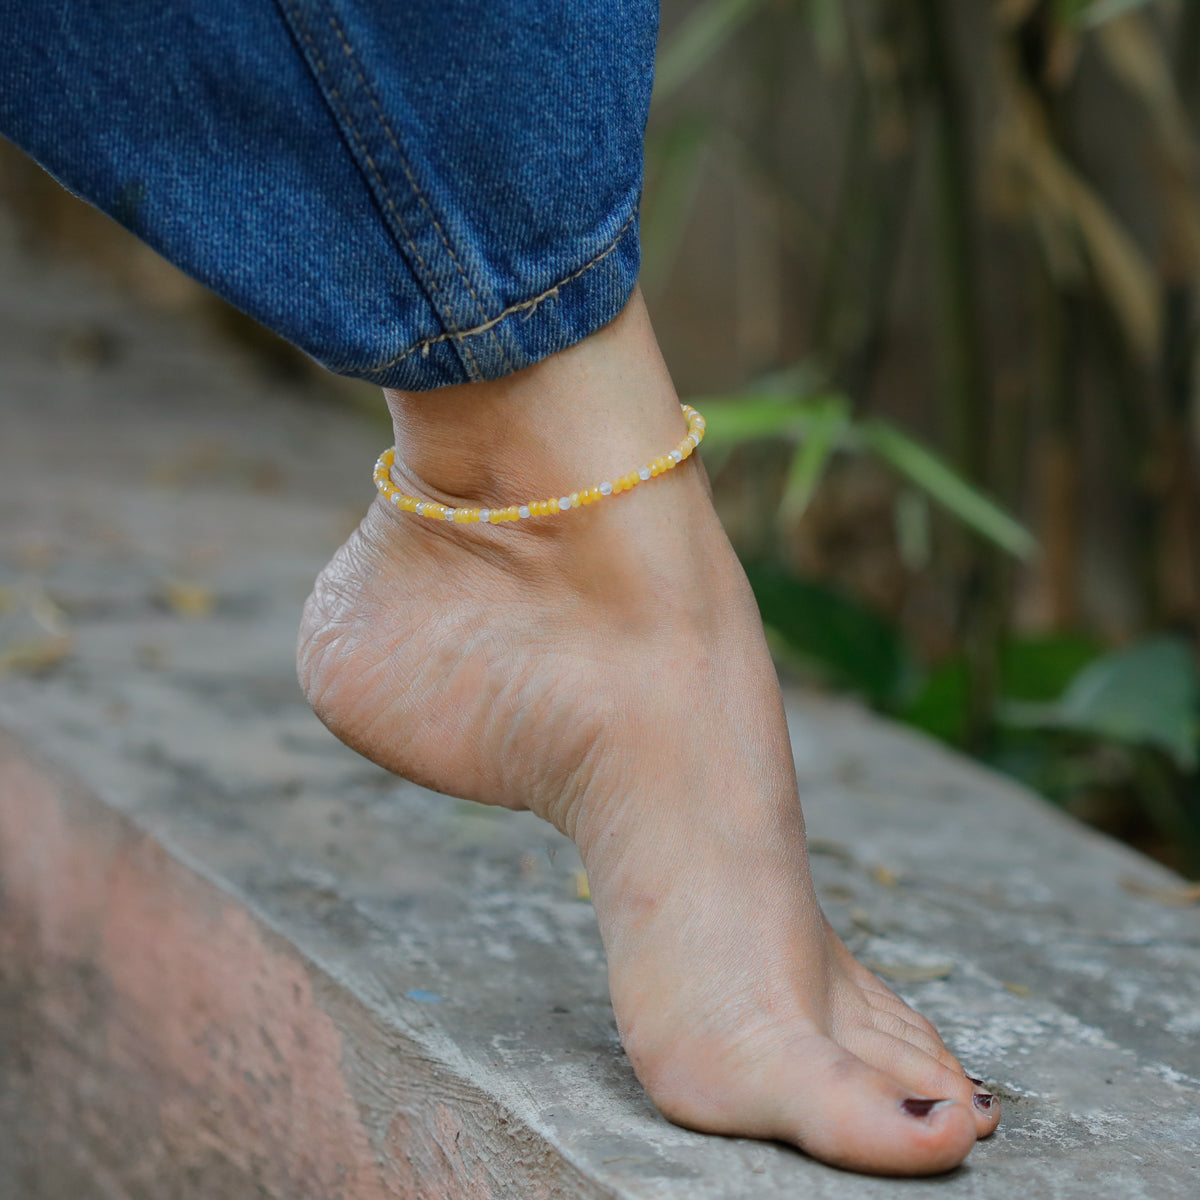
[966,1075,986,1087]
[973,1092,995,1112]
[901,1098,950,1118]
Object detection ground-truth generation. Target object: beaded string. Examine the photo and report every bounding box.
[373,403,706,525]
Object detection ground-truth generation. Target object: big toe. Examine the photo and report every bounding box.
[766,1038,978,1176]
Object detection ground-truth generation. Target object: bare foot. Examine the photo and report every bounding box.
[297,292,999,1176]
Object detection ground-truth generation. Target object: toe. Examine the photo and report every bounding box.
[963,1073,1001,1139]
[969,1086,1001,1138]
[643,1031,980,1174]
[766,1037,979,1175]
[854,998,961,1070]
[828,937,959,1058]
[861,988,948,1048]
[845,1029,1000,1140]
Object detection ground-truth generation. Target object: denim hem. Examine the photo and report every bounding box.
[367,208,638,384]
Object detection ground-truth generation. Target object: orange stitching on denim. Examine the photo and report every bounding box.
[324,13,504,376]
[278,0,484,378]
[371,208,638,373]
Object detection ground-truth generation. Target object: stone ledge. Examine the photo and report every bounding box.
[2,236,1200,1198]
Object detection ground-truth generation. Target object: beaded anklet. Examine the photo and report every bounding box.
[372,403,706,525]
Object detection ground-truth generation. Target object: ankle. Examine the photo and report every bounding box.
[381,289,689,511]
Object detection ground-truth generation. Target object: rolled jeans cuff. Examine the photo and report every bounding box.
[349,207,643,392]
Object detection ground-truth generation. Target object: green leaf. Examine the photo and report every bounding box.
[999,634,1106,702]
[744,561,912,707]
[856,420,1038,560]
[902,635,1106,748]
[903,660,970,745]
[806,0,848,67]
[1055,0,1095,24]
[693,395,846,445]
[655,0,767,100]
[894,489,933,571]
[1072,0,1157,30]
[743,361,829,398]
[641,118,710,292]
[1001,637,1200,770]
[778,397,850,522]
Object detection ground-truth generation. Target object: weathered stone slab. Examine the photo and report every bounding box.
[2,224,1199,1198]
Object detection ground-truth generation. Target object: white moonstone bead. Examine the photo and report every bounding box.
[558,496,572,511]
[445,509,456,520]
[479,509,491,523]
[599,481,613,496]
[518,505,531,519]
[638,466,652,481]
[670,449,683,463]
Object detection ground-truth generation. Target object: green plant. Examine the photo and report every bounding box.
[697,392,1037,557]
[645,0,1200,873]
[997,637,1200,871]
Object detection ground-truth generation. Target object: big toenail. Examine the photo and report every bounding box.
[966,1074,987,1087]
[973,1092,995,1113]
[901,1098,953,1119]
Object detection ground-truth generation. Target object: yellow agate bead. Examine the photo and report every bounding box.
[372,404,706,525]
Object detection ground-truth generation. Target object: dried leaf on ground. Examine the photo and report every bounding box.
[1120,875,1200,907]
[807,837,854,863]
[850,907,877,932]
[866,959,956,983]
[821,884,856,904]
[0,582,73,674]
[159,578,216,619]
[149,437,228,487]
[0,634,73,675]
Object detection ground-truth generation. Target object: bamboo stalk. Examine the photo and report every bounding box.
[1160,0,1200,637]
[914,0,1002,748]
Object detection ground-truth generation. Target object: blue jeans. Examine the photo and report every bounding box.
[0,1,658,390]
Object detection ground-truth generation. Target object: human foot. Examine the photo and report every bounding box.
[297,293,999,1175]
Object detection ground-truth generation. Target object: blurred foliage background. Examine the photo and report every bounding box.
[2,0,1199,874]
[647,0,1200,875]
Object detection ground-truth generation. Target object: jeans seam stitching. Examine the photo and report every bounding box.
[276,0,486,378]
[324,12,506,376]
[371,208,638,372]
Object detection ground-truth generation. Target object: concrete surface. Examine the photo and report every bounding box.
[1,214,1199,1199]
